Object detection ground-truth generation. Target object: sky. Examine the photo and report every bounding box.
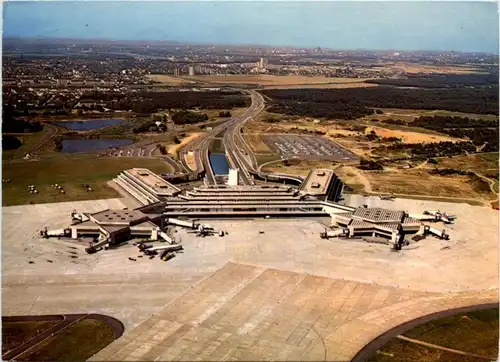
[3,1,499,53]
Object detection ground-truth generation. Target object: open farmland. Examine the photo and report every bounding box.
[2,156,174,206]
[147,74,188,85]
[183,74,375,87]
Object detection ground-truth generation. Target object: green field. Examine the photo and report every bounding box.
[369,307,499,362]
[2,320,60,354]
[209,138,225,153]
[2,156,174,206]
[3,127,54,161]
[17,319,116,362]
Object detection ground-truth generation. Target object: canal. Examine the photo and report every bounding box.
[56,119,123,131]
[61,139,133,153]
[209,153,230,175]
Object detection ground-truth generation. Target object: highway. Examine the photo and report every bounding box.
[179,89,302,187]
[180,90,265,185]
[223,90,265,185]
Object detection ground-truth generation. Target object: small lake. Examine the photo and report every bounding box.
[209,153,230,175]
[62,139,133,153]
[56,119,123,131]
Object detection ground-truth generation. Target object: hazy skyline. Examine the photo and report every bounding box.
[4,1,499,53]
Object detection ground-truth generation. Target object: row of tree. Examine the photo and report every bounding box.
[171,110,209,125]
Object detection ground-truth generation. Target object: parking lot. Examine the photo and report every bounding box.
[104,145,155,157]
[263,135,358,161]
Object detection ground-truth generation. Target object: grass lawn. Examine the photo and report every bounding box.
[2,320,61,354]
[369,338,484,362]
[3,127,53,161]
[369,307,499,362]
[209,138,225,153]
[478,152,499,164]
[255,154,282,167]
[17,319,116,362]
[244,133,274,153]
[2,156,174,206]
[402,308,499,356]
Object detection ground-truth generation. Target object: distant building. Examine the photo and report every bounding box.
[188,66,195,76]
[258,57,267,69]
[173,68,180,76]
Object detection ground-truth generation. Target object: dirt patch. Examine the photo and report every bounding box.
[167,133,203,156]
[184,151,197,171]
[366,126,462,143]
[147,74,186,85]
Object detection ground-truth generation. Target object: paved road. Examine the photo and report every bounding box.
[179,90,265,185]
[223,90,265,185]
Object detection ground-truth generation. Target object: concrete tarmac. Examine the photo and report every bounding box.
[2,196,498,359]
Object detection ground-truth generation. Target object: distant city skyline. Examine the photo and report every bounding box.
[4,1,499,54]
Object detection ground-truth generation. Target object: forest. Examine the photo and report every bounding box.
[3,107,43,133]
[365,73,498,88]
[107,91,248,114]
[171,110,209,125]
[2,135,22,150]
[260,87,499,116]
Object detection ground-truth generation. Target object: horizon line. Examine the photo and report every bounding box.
[3,36,499,56]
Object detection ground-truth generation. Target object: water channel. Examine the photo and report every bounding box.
[61,139,133,153]
[209,153,230,175]
[56,119,123,131]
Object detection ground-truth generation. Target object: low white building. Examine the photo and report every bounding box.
[227,169,240,186]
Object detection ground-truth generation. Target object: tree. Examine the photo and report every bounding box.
[2,135,22,150]
[219,111,231,117]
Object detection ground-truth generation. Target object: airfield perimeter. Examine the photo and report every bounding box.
[2,195,498,360]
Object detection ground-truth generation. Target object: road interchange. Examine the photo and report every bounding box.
[179,90,265,185]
